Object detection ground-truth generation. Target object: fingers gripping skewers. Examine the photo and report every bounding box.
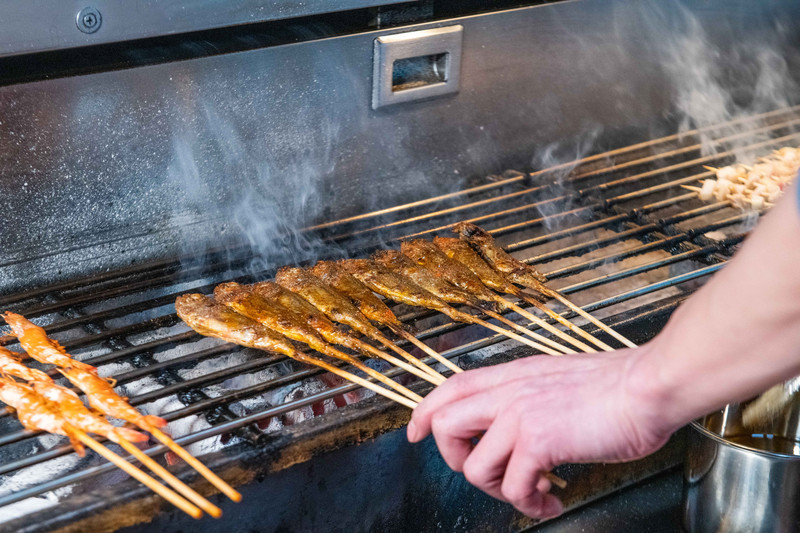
[275,267,446,384]
[3,312,97,373]
[213,282,423,403]
[309,261,460,373]
[433,237,606,353]
[339,260,554,354]
[175,294,418,409]
[372,250,571,356]
[453,223,637,349]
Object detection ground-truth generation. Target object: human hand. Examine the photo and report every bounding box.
[407,348,675,518]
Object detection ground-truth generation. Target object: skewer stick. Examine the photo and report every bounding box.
[370,331,448,383]
[514,293,614,352]
[450,310,552,353]
[358,340,446,385]
[539,288,637,349]
[318,345,424,403]
[69,426,204,519]
[702,165,719,173]
[681,185,702,193]
[295,352,418,408]
[391,326,464,374]
[544,472,568,489]
[471,306,572,356]
[147,426,243,503]
[116,437,223,518]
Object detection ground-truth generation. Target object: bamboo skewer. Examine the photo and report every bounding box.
[368,330,447,383]
[514,293,614,352]
[469,305,572,356]
[357,340,446,386]
[390,326,463,374]
[310,344,424,403]
[544,472,568,489]
[147,426,242,503]
[69,426,204,519]
[498,295,599,353]
[293,351,418,409]
[449,309,552,353]
[539,287,637,349]
[116,437,223,518]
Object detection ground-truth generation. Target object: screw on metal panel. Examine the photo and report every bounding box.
[76,7,102,34]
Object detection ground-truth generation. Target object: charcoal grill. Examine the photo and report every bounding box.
[1,104,798,532]
[2,0,800,531]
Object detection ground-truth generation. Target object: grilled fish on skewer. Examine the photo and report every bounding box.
[454,222,637,349]
[434,237,602,353]
[309,261,461,374]
[3,312,97,373]
[310,261,407,331]
[213,282,423,402]
[451,223,547,289]
[251,281,440,385]
[58,366,168,431]
[373,250,487,310]
[0,377,85,456]
[0,346,53,382]
[340,260,548,353]
[176,294,418,409]
[375,251,569,356]
[32,381,148,444]
[275,268,445,383]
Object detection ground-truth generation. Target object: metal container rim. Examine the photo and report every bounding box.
[689,419,800,460]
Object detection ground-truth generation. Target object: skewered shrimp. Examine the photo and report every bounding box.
[0,346,53,383]
[3,312,97,374]
[58,365,167,431]
[32,381,148,444]
[0,377,85,455]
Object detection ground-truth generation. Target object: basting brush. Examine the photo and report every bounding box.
[742,376,800,429]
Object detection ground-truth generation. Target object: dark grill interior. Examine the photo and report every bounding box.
[0,105,798,524]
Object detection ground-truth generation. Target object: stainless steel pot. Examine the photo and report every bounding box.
[683,403,800,533]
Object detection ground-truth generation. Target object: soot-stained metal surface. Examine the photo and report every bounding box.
[3,0,800,293]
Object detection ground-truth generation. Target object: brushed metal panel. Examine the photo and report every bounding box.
[0,0,417,57]
[0,0,799,292]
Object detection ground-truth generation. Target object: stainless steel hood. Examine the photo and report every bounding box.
[0,0,418,57]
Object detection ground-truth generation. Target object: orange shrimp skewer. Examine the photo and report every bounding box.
[2,312,97,374]
[57,366,167,430]
[0,377,85,456]
[0,346,53,383]
[31,381,148,444]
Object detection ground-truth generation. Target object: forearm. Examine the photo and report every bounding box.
[632,182,800,431]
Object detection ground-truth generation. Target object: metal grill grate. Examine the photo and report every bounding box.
[0,105,798,518]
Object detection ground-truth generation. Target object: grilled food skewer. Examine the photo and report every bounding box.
[373,251,569,356]
[0,346,54,382]
[214,282,423,403]
[249,281,432,395]
[403,238,598,353]
[0,378,203,518]
[175,294,417,409]
[453,222,637,349]
[275,267,446,384]
[3,312,98,373]
[31,380,222,518]
[434,237,603,353]
[71,425,204,519]
[340,260,550,353]
[309,261,461,373]
[56,364,242,502]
